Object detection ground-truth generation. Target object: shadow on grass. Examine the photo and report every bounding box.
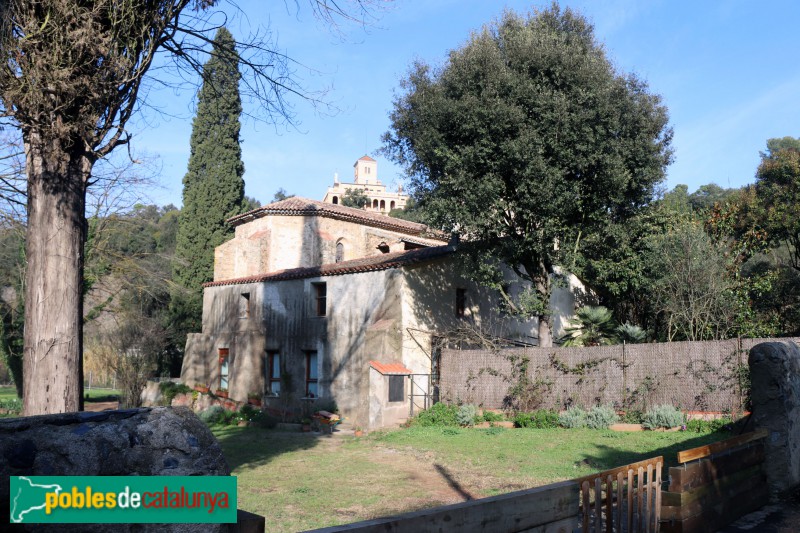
[212,425,338,471]
[574,429,737,474]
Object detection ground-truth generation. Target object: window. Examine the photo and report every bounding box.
[390,200,396,210]
[265,352,280,396]
[388,375,404,402]
[379,200,386,211]
[305,351,318,398]
[239,292,250,319]
[335,242,344,263]
[455,288,466,318]
[332,196,338,204]
[219,348,229,390]
[312,282,327,316]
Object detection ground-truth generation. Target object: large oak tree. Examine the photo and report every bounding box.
[382,5,673,346]
[0,0,376,415]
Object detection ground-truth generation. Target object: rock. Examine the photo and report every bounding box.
[0,407,232,532]
[749,341,800,499]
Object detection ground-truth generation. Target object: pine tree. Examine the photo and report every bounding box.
[173,27,245,336]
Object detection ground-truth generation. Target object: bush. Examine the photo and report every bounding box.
[0,397,22,415]
[158,381,192,406]
[482,410,505,423]
[514,409,559,428]
[620,410,644,424]
[411,403,459,427]
[559,407,588,428]
[198,406,227,425]
[457,404,478,427]
[686,417,732,433]
[642,405,685,429]
[585,405,619,429]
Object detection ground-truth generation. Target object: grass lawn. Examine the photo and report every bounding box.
[0,386,119,418]
[214,425,730,532]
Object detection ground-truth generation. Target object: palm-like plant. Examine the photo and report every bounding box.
[559,306,618,347]
[616,322,648,344]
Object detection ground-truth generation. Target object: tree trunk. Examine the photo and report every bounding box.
[22,134,89,415]
[538,314,553,347]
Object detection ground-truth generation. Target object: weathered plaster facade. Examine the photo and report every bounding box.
[181,196,575,430]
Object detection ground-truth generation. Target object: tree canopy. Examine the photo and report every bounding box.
[0,0,379,414]
[382,5,673,345]
[173,27,246,337]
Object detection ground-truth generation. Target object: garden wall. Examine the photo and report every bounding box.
[439,337,800,412]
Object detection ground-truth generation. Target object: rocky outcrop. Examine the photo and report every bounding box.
[0,407,235,531]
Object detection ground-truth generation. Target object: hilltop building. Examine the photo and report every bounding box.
[322,156,409,213]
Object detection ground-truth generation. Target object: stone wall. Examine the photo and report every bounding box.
[0,407,245,532]
[749,340,800,498]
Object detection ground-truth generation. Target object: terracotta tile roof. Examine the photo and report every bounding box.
[227,196,444,239]
[358,155,376,162]
[203,245,455,287]
[369,361,413,375]
[400,235,448,247]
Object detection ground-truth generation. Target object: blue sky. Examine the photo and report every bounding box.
[129,0,800,208]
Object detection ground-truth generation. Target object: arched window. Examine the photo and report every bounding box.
[372,199,379,209]
[380,200,386,211]
[335,242,344,263]
[332,196,338,205]
[390,201,396,210]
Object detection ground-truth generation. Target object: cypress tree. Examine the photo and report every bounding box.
[173,27,245,335]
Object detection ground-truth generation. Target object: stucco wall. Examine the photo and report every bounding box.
[182,268,407,429]
[214,213,444,281]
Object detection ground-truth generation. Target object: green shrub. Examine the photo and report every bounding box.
[198,406,227,425]
[620,410,644,424]
[642,405,685,429]
[457,404,478,427]
[0,397,22,415]
[559,407,588,428]
[686,417,732,433]
[514,409,559,428]
[159,381,192,406]
[412,403,459,427]
[585,405,619,429]
[482,410,505,423]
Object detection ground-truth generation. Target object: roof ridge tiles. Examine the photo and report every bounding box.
[226,196,446,239]
[204,244,456,288]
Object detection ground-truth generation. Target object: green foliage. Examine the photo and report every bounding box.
[174,27,246,343]
[411,402,459,427]
[585,406,619,429]
[158,381,192,406]
[382,5,672,344]
[482,426,506,436]
[199,406,229,425]
[272,188,294,203]
[559,306,618,346]
[481,411,505,423]
[514,409,559,429]
[0,396,22,415]
[620,410,644,424]
[457,404,478,427]
[340,188,370,209]
[642,405,685,429]
[685,417,732,433]
[558,407,588,428]
[616,323,648,344]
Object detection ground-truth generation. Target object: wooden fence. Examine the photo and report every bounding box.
[310,430,771,533]
[660,429,769,533]
[307,480,579,533]
[577,456,663,533]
